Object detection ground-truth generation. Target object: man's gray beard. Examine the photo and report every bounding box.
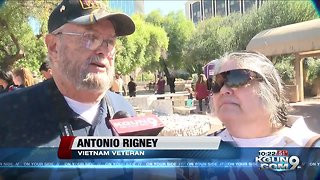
[76,72,112,92]
[77,56,114,91]
[61,55,114,92]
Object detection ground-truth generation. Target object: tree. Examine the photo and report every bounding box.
[183,1,317,74]
[184,16,235,73]
[161,11,195,69]
[115,14,168,74]
[145,10,194,78]
[0,1,57,71]
[145,10,164,27]
[233,1,317,50]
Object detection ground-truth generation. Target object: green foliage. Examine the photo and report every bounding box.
[116,14,168,74]
[183,1,317,74]
[273,56,295,84]
[233,1,317,50]
[145,10,164,26]
[184,16,235,73]
[135,72,154,82]
[0,1,170,75]
[145,10,195,71]
[0,1,54,72]
[305,58,320,83]
[1,1,317,78]
[162,11,195,69]
[28,1,60,35]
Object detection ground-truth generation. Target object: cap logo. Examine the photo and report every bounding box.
[60,5,65,12]
[79,0,100,10]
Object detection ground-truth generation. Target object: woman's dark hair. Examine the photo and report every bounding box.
[0,70,14,88]
[39,62,50,72]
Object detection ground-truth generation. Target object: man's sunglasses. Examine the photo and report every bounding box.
[211,69,264,94]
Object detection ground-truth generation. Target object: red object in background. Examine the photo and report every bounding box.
[109,115,164,136]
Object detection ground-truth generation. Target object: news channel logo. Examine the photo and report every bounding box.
[255,150,302,172]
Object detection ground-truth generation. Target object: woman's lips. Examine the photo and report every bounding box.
[219,100,239,108]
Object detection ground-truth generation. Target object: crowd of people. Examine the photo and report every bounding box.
[0,68,36,94]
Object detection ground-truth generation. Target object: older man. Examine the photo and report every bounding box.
[0,0,136,147]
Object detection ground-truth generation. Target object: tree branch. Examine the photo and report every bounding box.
[0,45,9,56]
[8,31,21,51]
[0,18,24,70]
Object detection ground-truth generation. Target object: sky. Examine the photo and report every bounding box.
[28,1,188,34]
[144,1,187,15]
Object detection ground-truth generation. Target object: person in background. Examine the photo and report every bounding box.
[147,81,155,92]
[167,74,176,93]
[186,87,194,100]
[210,51,320,147]
[127,76,137,97]
[111,71,126,95]
[39,61,53,80]
[185,87,194,107]
[156,75,166,94]
[0,70,17,93]
[207,77,213,92]
[195,74,208,113]
[12,67,35,88]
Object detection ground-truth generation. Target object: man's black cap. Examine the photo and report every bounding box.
[48,0,135,36]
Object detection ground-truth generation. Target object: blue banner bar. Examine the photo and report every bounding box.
[0,146,319,179]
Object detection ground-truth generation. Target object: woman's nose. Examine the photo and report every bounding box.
[219,84,233,95]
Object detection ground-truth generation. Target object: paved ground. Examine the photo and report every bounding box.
[289,97,320,133]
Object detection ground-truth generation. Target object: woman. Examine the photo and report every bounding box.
[0,70,17,93]
[12,67,35,88]
[210,51,320,147]
[195,74,208,113]
[156,76,165,94]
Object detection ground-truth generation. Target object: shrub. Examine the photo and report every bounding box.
[305,58,320,83]
[274,60,295,84]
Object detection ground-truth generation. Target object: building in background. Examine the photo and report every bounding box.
[185,0,266,24]
[108,0,144,15]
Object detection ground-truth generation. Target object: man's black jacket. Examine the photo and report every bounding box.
[0,79,135,147]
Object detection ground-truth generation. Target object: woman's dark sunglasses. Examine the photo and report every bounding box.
[211,69,264,94]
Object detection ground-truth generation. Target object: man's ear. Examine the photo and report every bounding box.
[45,34,58,62]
